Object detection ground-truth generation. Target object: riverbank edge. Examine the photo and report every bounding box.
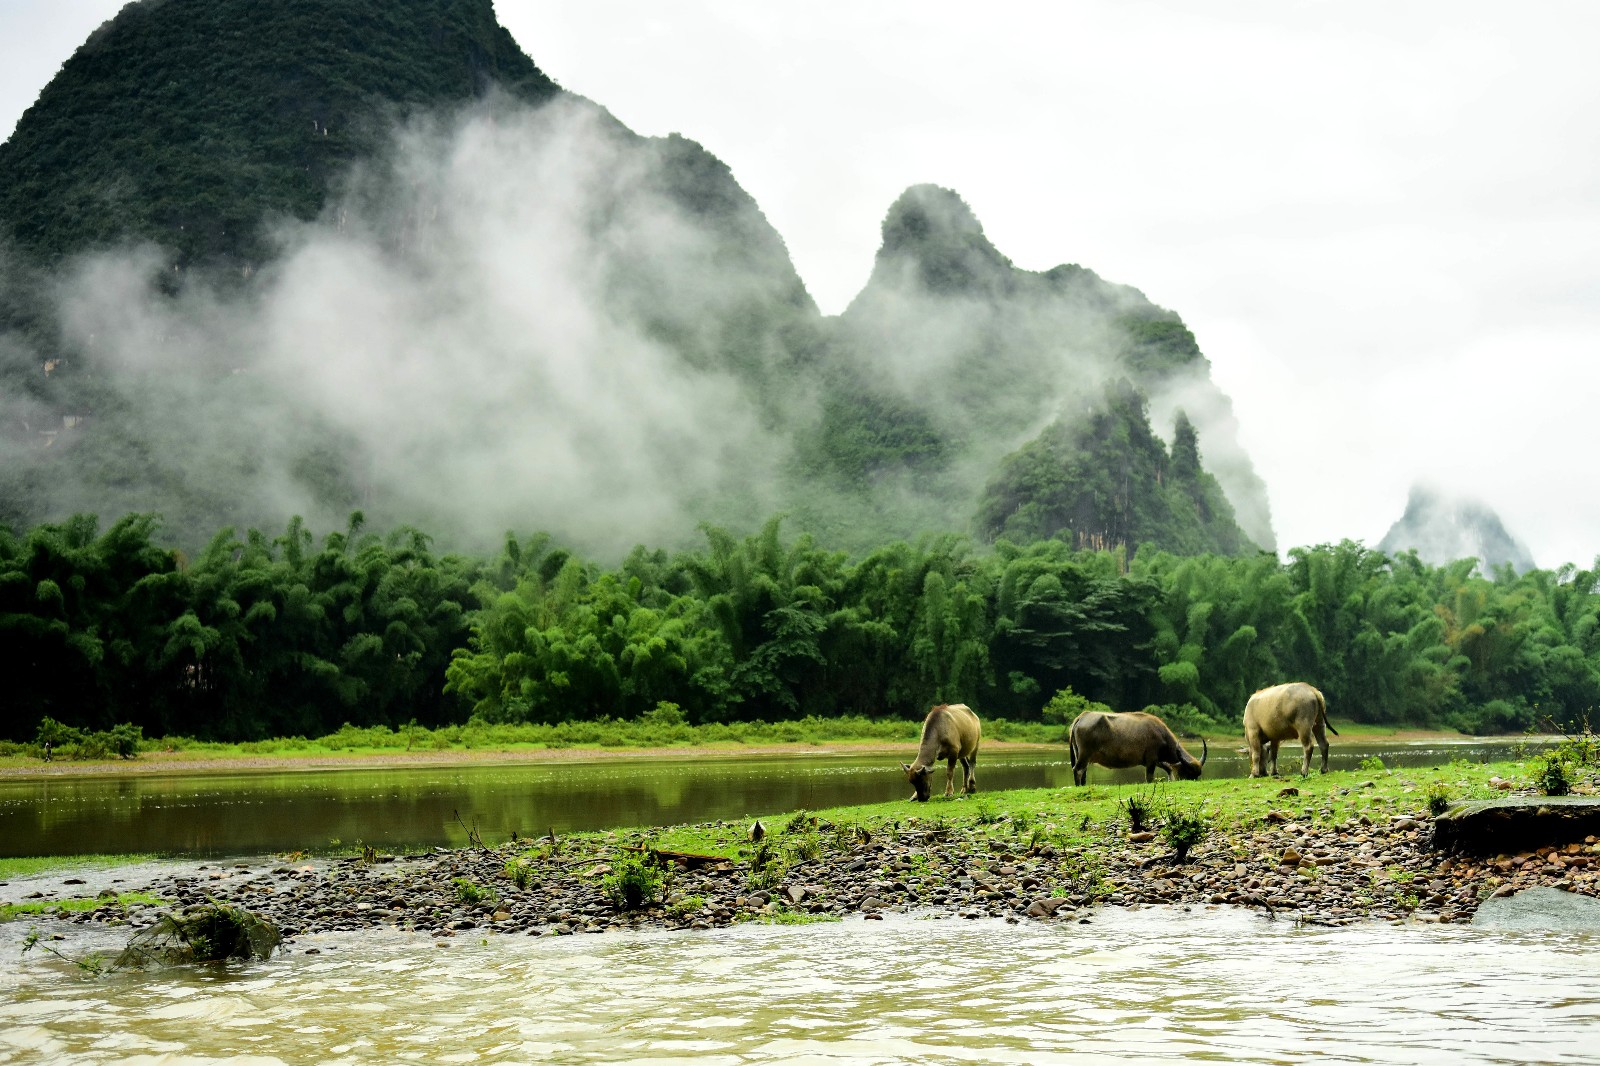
[9,757,1597,955]
[0,727,1482,779]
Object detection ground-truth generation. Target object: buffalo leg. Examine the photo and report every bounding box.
[1314,722,1329,773]
[943,758,957,797]
[961,755,978,794]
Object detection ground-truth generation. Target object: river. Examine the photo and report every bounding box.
[0,738,1542,859]
[3,908,1597,1064]
[4,737,1592,1064]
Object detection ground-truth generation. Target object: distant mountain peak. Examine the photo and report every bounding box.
[1378,485,1536,573]
[872,184,1013,295]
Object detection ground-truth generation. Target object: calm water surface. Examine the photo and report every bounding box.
[0,739,1541,858]
[2,908,1596,1064]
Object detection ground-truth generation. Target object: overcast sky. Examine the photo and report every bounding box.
[5,1,1599,567]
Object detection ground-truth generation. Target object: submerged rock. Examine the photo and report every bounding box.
[116,902,281,968]
[1471,887,1600,932]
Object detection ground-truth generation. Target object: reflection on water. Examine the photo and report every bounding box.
[0,739,1543,859]
[2,908,1596,1064]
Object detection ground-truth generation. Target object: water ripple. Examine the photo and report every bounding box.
[3,910,1599,1063]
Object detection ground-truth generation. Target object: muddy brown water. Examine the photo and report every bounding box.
[0,739,1543,859]
[3,908,1597,1064]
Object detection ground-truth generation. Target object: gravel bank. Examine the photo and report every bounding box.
[19,802,1599,947]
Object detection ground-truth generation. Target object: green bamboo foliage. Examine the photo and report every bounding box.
[5,511,1600,742]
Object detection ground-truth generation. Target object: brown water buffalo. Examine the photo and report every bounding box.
[1068,710,1207,786]
[1243,681,1338,776]
[902,703,981,801]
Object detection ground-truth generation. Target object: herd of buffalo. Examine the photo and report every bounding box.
[900,681,1339,801]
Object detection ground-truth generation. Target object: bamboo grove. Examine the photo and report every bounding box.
[4,512,1598,743]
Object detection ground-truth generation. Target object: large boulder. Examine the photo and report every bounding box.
[1432,796,1600,854]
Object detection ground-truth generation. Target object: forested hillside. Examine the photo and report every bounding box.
[0,0,558,272]
[4,512,1595,743]
[2,0,1267,562]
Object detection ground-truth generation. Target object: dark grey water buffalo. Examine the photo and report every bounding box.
[1068,710,1207,786]
[902,703,981,801]
[1243,681,1338,777]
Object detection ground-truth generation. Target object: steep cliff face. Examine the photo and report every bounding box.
[1378,486,1536,573]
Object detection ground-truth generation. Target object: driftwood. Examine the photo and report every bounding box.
[621,844,734,870]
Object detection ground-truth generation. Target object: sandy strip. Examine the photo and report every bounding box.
[0,730,1471,779]
[0,740,1063,778]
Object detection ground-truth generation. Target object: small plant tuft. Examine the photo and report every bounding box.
[1533,752,1571,796]
[1122,791,1154,833]
[789,831,823,863]
[1160,803,1211,863]
[1425,782,1452,816]
[603,851,665,911]
[453,878,496,906]
[669,894,707,917]
[746,839,787,890]
[1358,755,1386,773]
[504,859,533,891]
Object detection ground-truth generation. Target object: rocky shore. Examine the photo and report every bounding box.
[23,799,1600,946]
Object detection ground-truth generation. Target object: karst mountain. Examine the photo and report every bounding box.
[0,0,1274,558]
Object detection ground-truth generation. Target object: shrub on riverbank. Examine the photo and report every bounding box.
[20,718,143,762]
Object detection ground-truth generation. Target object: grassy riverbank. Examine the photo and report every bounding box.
[0,715,1473,777]
[649,750,1543,860]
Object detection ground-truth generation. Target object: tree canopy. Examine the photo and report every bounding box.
[4,511,1596,743]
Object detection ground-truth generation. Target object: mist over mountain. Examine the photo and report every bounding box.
[1378,486,1536,574]
[813,184,1272,553]
[0,0,1272,560]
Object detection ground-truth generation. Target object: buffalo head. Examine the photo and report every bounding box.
[902,762,934,802]
[1175,736,1208,780]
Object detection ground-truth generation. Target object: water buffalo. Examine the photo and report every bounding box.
[902,703,981,801]
[1243,681,1338,777]
[1068,710,1207,786]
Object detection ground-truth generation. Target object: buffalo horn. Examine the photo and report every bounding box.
[1200,736,1209,766]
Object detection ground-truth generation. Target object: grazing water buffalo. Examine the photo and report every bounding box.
[902,703,981,801]
[1068,710,1207,786]
[1243,681,1338,777]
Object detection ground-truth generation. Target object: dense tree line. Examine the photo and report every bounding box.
[4,512,1597,743]
[2,512,476,740]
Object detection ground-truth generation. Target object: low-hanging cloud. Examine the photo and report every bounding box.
[27,95,800,556]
